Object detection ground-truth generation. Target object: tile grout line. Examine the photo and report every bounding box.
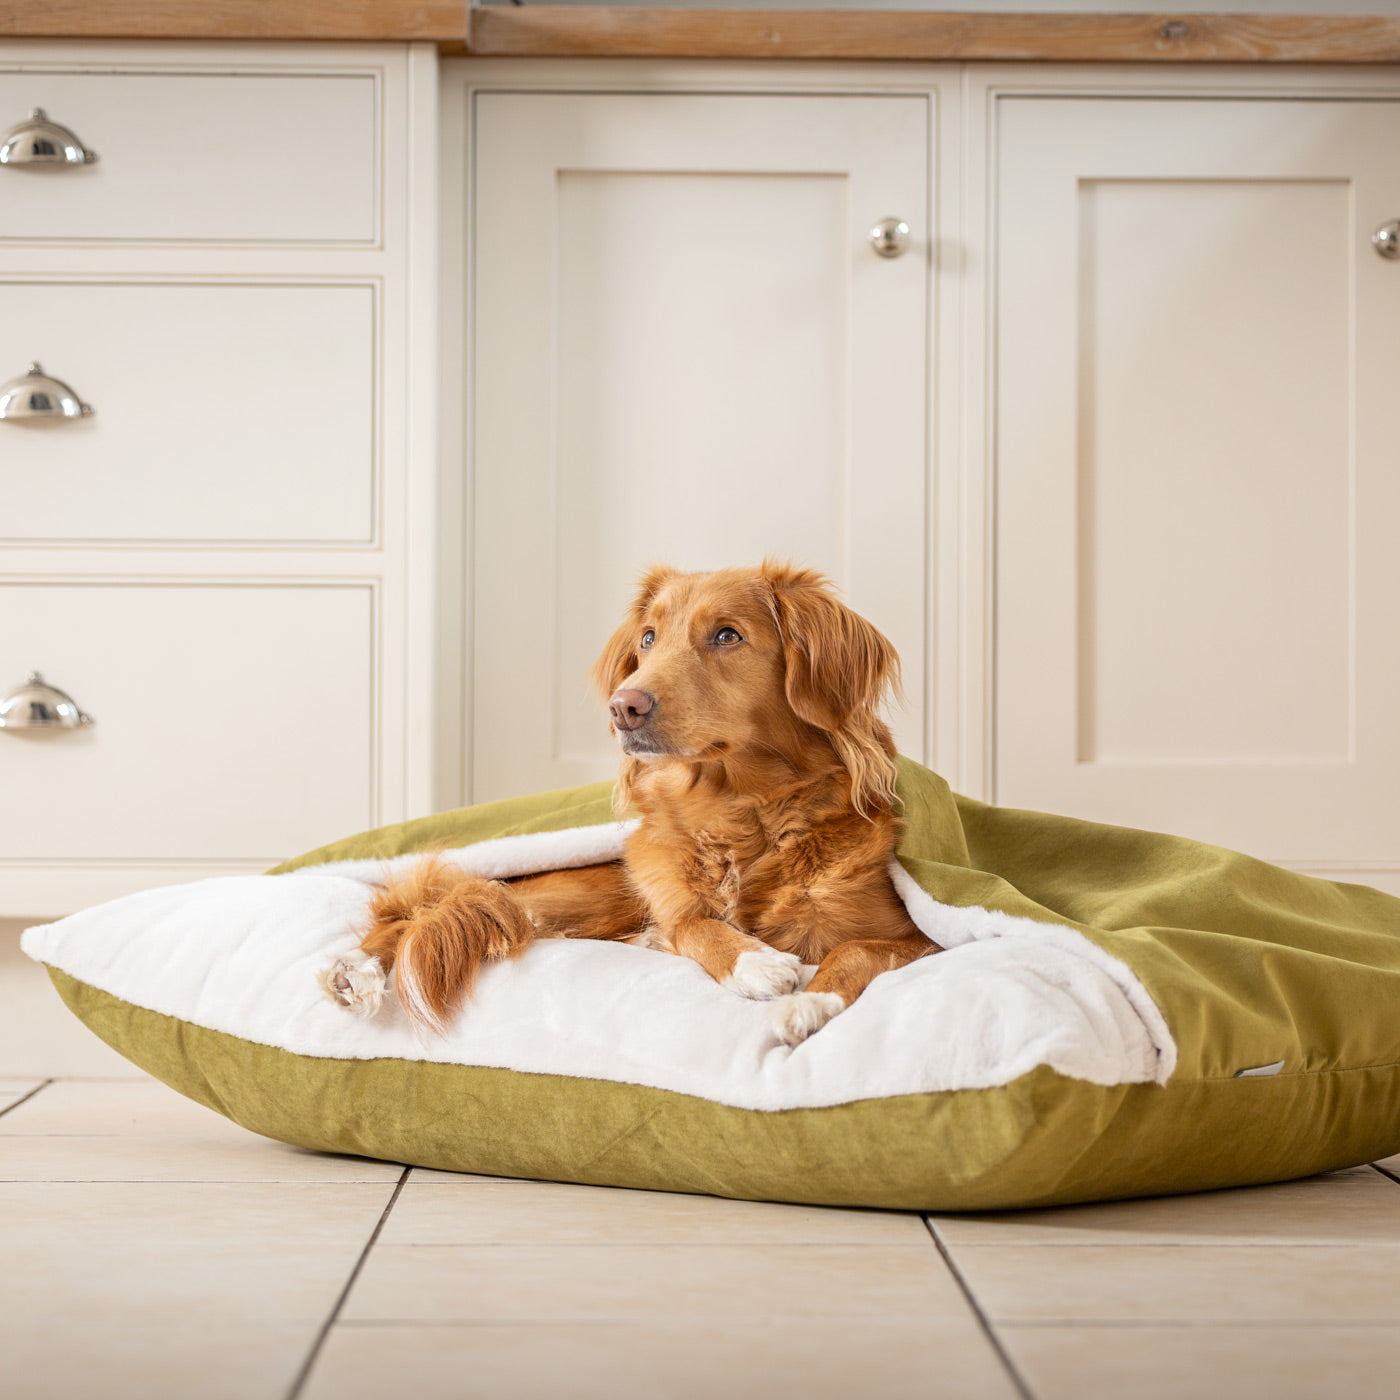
[284,1165,412,1400]
[0,1079,53,1121]
[923,1216,1037,1400]
[374,1240,962,1248]
[329,1315,1400,1331]
[905,1240,1400,1249]
[371,1238,1400,1250]
[1370,1162,1400,1188]
[987,1318,1400,1330]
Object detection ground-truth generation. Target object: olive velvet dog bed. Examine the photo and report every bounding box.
[22,758,1400,1211]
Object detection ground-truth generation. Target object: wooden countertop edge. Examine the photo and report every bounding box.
[466,9,1400,63]
[3,5,1400,64]
[0,2,469,48]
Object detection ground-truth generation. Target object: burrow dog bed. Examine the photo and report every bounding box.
[23,758,1400,1211]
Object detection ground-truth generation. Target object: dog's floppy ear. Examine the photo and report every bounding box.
[764,561,901,817]
[590,564,678,700]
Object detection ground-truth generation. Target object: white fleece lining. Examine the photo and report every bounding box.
[21,820,1176,1111]
[295,819,638,888]
[888,856,1178,1085]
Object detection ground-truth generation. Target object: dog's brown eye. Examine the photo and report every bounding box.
[714,627,743,646]
[640,629,655,650]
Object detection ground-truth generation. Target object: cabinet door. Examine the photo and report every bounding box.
[995,97,1400,884]
[471,93,928,801]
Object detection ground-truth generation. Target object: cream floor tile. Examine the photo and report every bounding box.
[305,1320,1020,1400]
[0,1075,236,1134]
[0,1132,408,1183]
[382,1178,929,1246]
[4,1320,317,1400]
[932,1168,1400,1247]
[344,1244,972,1326]
[0,1079,405,1182]
[948,1243,1400,1324]
[1002,1323,1400,1400]
[0,1076,44,1114]
[0,1180,396,1328]
[1,920,137,1076]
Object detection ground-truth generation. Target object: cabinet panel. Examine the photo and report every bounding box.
[1078,177,1351,766]
[995,97,1400,867]
[552,169,851,764]
[0,281,375,544]
[0,71,377,244]
[0,582,374,864]
[471,92,929,801]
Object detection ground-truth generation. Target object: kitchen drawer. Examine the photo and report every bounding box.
[1,280,374,544]
[0,581,374,862]
[0,70,376,244]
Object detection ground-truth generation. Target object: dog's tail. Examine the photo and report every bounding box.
[365,858,536,1033]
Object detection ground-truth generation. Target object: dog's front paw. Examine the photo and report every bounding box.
[769,990,846,1046]
[724,947,806,1001]
[318,954,387,1017]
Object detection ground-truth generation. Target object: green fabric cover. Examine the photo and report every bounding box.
[43,758,1400,1210]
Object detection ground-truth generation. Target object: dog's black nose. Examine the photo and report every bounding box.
[609,688,655,732]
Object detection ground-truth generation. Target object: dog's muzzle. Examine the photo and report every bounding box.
[617,729,667,757]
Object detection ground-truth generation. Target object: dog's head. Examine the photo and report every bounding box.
[591,562,901,816]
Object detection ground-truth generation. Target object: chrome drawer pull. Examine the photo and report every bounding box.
[1374,220,1400,261]
[0,108,98,167]
[0,673,94,731]
[0,363,94,421]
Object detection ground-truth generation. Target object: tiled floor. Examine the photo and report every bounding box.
[7,923,1400,1398]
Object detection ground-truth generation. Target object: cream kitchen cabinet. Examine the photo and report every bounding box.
[0,42,438,916]
[447,68,953,802]
[448,61,1400,894]
[987,78,1400,894]
[5,48,1397,913]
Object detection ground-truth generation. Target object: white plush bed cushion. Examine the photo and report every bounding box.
[21,822,1175,1111]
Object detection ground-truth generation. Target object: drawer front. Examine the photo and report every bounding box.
[0,281,374,544]
[0,581,374,862]
[0,71,376,244]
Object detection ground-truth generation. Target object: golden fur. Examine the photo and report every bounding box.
[331,562,941,1042]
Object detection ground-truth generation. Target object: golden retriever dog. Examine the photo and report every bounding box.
[325,562,942,1045]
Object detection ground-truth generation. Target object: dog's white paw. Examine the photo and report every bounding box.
[769,991,846,1047]
[724,947,806,1001]
[318,954,387,1017]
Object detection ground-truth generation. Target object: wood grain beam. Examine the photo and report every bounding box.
[466,8,1400,64]
[0,1,466,45]
[1,4,1398,63]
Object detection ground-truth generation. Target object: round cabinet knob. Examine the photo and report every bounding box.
[0,107,98,166]
[0,363,95,421]
[1373,220,1400,261]
[869,217,911,259]
[0,672,95,731]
